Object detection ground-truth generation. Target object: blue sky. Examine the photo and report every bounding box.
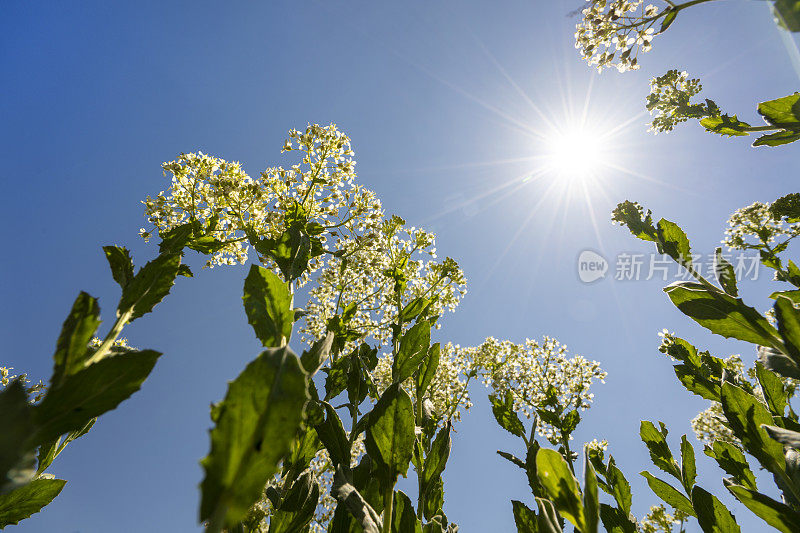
[2,1,799,531]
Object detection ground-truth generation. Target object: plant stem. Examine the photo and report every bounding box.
[383,484,394,532]
[674,0,718,10]
[85,308,133,366]
[562,432,576,474]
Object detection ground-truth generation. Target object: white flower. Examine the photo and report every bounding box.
[723,201,800,251]
[300,217,467,350]
[645,69,706,133]
[141,124,382,279]
[575,0,668,72]
[466,336,606,445]
[1,366,45,403]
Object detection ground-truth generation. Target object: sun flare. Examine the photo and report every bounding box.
[545,127,606,184]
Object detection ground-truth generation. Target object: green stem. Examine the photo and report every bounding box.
[562,432,576,474]
[415,382,424,520]
[85,308,133,366]
[674,0,718,10]
[383,484,394,532]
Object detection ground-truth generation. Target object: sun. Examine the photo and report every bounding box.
[545,127,606,184]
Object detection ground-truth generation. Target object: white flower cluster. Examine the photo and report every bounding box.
[640,504,689,533]
[301,216,467,349]
[723,201,800,251]
[88,336,134,351]
[372,341,474,423]
[141,124,382,273]
[575,0,663,72]
[585,438,609,455]
[1,366,45,403]
[646,69,706,133]
[691,401,737,445]
[467,336,606,444]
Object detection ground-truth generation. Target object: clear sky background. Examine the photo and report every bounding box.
[2,1,799,531]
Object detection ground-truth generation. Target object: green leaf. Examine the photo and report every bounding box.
[656,219,693,268]
[315,402,351,470]
[536,448,585,532]
[700,115,752,136]
[393,320,431,383]
[583,448,599,533]
[199,346,307,527]
[674,365,720,401]
[772,0,800,31]
[392,490,422,533]
[324,353,350,400]
[606,458,632,515]
[599,504,637,533]
[242,264,293,348]
[103,245,134,289]
[365,384,415,482]
[640,471,695,517]
[680,435,697,493]
[758,93,800,127]
[756,362,787,415]
[758,346,800,380]
[270,470,319,533]
[754,130,800,147]
[715,247,738,297]
[285,427,322,474]
[526,441,544,496]
[770,194,800,223]
[300,332,334,375]
[726,481,800,533]
[664,281,780,347]
[720,381,785,473]
[422,477,444,522]
[36,418,95,475]
[253,225,311,282]
[158,222,195,253]
[562,410,580,434]
[659,8,677,32]
[691,485,740,533]
[398,297,430,324]
[640,421,681,480]
[422,424,451,487]
[535,497,564,533]
[304,221,325,236]
[51,292,101,388]
[763,424,800,447]
[704,441,757,490]
[118,252,182,321]
[490,391,526,439]
[0,381,35,492]
[0,478,66,527]
[416,343,440,401]
[186,234,227,255]
[775,296,800,362]
[31,349,161,446]
[498,450,526,470]
[512,500,538,533]
[331,467,381,533]
[177,264,193,277]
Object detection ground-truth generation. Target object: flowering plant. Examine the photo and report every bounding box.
[611,193,800,532]
[573,0,800,146]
